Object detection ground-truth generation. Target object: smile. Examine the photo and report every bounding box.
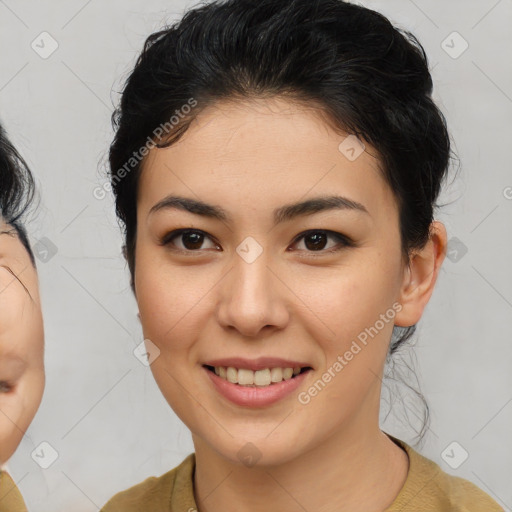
[203,364,313,408]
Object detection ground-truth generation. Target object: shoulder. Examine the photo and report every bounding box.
[385,435,504,512]
[0,470,29,512]
[100,453,195,512]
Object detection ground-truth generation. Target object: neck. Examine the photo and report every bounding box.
[192,409,409,512]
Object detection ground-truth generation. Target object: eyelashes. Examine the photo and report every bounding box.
[291,230,354,253]
[159,228,355,255]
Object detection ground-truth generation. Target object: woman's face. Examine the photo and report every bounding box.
[0,219,44,464]
[133,97,441,465]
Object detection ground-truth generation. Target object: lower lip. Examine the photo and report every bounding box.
[203,366,312,408]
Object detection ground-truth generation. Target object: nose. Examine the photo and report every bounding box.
[215,246,290,338]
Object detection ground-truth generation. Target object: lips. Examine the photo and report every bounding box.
[203,364,312,407]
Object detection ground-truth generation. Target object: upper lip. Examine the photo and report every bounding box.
[203,357,313,372]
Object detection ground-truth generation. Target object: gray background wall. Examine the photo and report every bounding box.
[1,0,511,510]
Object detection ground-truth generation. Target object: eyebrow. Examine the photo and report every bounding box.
[149,194,370,225]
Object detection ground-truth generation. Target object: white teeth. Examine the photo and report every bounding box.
[226,367,238,383]
[238,368,254,385]
[212,366,307,386]
[270,367,283,382]
[254,369,271,386]
[283,368,294,380]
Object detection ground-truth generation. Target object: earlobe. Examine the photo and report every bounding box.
[394,221,447,327]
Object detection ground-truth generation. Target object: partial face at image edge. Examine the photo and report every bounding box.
[0,217,44,465]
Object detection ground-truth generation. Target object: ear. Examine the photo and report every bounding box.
[394,221,447,328]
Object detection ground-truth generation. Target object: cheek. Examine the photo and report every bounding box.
[134,251,211,348]
[19,314,45,364]
[295,260,398,341]
[134,254,209,424]
[0,371,44,464]
[292,258,401,402]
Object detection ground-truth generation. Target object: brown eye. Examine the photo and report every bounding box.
[161,229,219,252]
[159,228,353,255]
[291,230,353,253]
[0,381,13,393]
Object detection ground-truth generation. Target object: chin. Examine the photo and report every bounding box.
[201,431,306,468]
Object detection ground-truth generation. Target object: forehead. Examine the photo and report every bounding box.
[137,97,396,221]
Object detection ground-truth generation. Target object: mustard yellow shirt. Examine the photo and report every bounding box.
[100,435,504,511]
[0,471,28,512]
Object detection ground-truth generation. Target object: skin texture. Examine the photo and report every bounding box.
[133,97,447,511]
[0,218,44,465]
